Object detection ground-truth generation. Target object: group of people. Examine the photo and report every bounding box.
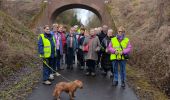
[38,24,132,88]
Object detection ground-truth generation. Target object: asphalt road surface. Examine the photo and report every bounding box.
[27,64,138,100]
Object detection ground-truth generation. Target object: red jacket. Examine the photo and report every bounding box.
[60,32,66,48]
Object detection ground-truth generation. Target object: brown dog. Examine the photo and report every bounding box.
[53,80,83,100]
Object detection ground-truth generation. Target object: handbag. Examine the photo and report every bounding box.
[118,40,129,60]
[83,44,89,52]
[83,38,92,52]
[123,54,129,59]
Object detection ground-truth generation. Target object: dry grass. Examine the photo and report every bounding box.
[0,10,38,82]
[109,0,170,98]
[127,65,169,100]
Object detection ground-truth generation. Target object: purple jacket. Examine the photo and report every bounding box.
[108,35,132,54]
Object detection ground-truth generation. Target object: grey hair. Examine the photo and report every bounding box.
[108,29,113,33]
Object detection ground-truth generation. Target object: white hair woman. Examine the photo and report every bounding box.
[83,28,101,76]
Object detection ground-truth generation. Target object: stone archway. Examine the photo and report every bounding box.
[37,0,115,29]
[50,4,102,24]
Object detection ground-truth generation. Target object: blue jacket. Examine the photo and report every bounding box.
[66,34,78,51]
[38,33,56,58]
[51,31,63,55]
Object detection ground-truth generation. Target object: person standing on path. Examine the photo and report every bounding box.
[66,27,78,70]
[77,28,86,70]
[100,29,114,77]
[83,29,101,76]
[51,24,64,71]
[97,25,108,68]
[38,25,56,85]
[108,26,132,87]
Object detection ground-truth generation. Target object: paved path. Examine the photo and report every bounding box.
[27,64,138,100]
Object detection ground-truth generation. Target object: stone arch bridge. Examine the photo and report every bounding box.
[36,0,115,30]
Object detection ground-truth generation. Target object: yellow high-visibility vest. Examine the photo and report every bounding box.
[39,34,56,58]
[110,37,129,60]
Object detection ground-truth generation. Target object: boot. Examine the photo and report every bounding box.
[67,65,70,69]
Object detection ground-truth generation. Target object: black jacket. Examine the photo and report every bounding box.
[100,36,114,67]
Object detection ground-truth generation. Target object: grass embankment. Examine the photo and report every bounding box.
[127,65,169,100]
[29,1,47,29]
[0,10,41,99]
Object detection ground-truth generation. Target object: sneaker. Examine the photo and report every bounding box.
[85,72,90,76]
[91,72,96,77]
[112,81,118,86]
[49,74,54,80]
[55,72,60,76]
[121,81,126,88]
[43,80,51,85]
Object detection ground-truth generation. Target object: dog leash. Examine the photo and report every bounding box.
[43,60,72,82]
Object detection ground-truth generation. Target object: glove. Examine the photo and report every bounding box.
[96,47,100,52]
[55,72,61,76]
[115,50,119,55]
[119,51,123,55]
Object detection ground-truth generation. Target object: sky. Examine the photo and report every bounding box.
[74,9,94,25]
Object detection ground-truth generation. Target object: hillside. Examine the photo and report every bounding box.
[0,10,41,99]
[108,0,170,99]
[0,0,42,26]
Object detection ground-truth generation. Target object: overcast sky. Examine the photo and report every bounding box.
[74,9,94,25]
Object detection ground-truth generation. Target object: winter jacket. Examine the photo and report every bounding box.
[83,35,101,61]
[51,31,63,55]
[97,30,107,43]
[78,34,85,49]
[38,33,56,58]
[66,34,78,51]
[108,34,132,55]
[101,36,114,66]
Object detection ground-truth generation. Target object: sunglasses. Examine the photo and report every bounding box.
[118,31,124,33]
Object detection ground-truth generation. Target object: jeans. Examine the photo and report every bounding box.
[112,60,126,82]
[56,50,61,70]
[43,58,55,81]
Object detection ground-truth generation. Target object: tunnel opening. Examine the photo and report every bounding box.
[50,4,102,27]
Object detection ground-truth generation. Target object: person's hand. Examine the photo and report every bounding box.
[79,46,82,50]
[96,48,100,52]
[119,51,123,55]
[115,50,119,55]
[105,48,108,53]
